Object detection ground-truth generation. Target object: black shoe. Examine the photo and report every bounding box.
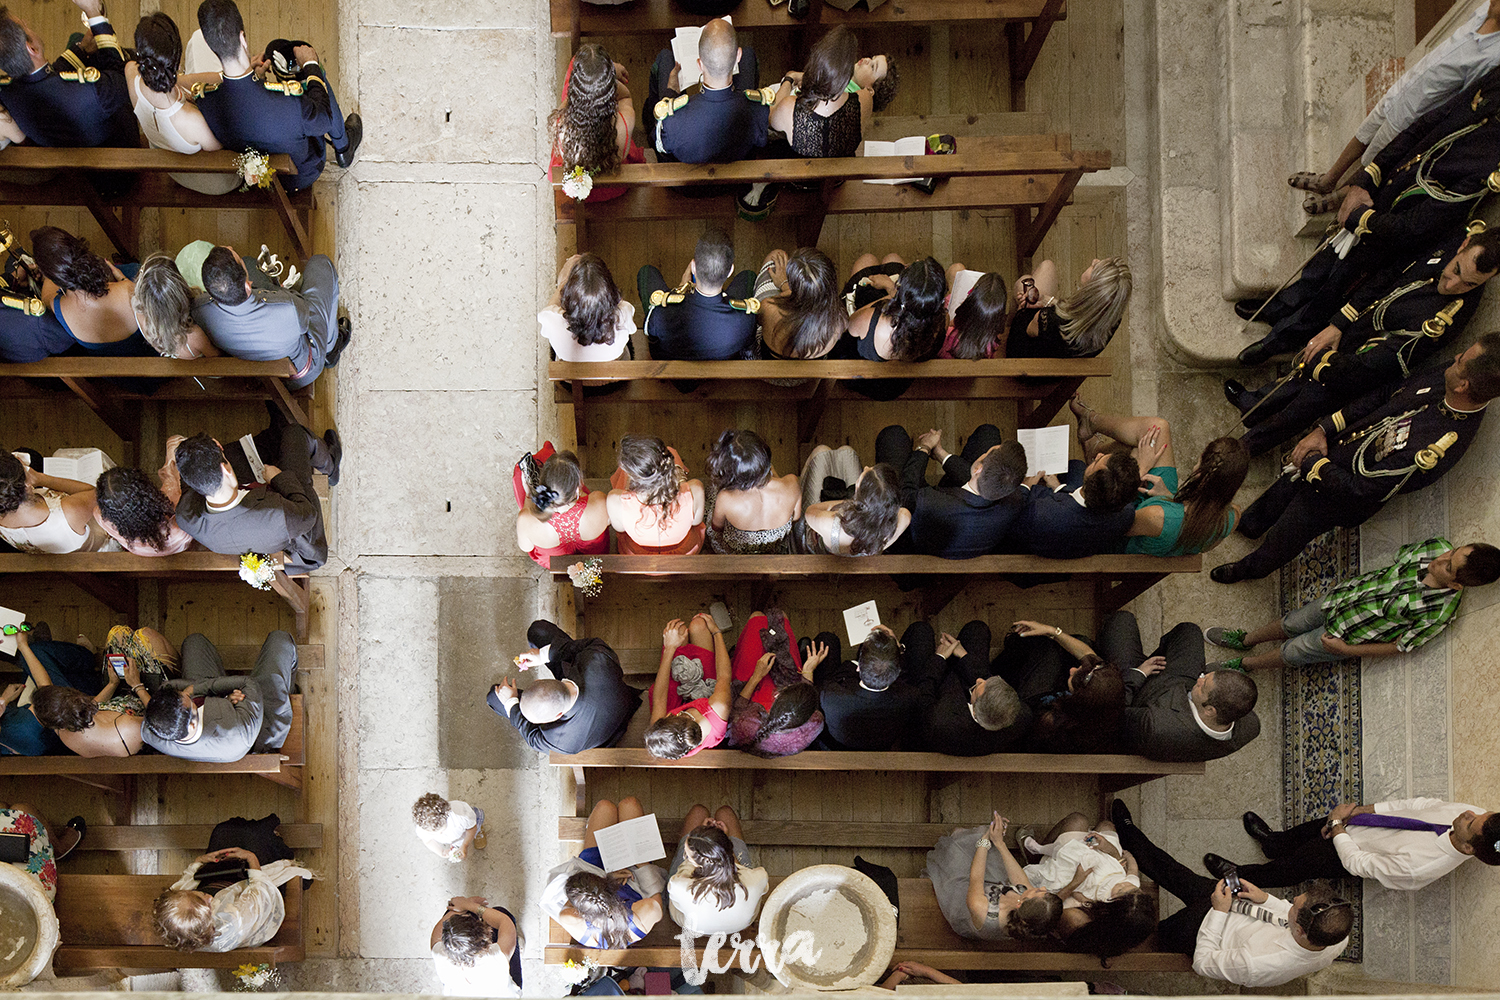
[1223,378,1257,415]
[322,429,342,487]
[1236,337,1289,367]
[1242,811,1275,845]
[56,816,86,860]
[28,621,52,644]
[1110,799,1134,829]
[1210,562,1247,585]
[1234,298,1268,321]
[1203,852,1236,879]
[326,315,352,367]
[334,113,363,169]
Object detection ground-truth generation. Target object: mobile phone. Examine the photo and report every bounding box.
[0,831,29,863]
[107,654,127,677]
[1224,869,1242,896]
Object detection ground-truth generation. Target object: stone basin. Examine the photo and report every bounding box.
[0,862,59,987]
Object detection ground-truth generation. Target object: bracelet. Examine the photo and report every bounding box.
[1054,626,1062,636]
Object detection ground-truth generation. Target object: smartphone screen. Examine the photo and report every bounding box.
[107,654,127,677]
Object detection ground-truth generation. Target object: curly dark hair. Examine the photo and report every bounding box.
[561,253,623,347]
[1008,892,1064,939]
[1063,891,1157,962]
[549,44,622,176]
[30,227,113,299]
[134,12,183,94]
[30,685,100,732]
[0,448,30,516]
[96,466,176,551]
[837,463,901,556]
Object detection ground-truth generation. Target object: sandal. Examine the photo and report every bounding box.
[1287,170,1330,193]
[55,816,86,860]
[1068,394,1097,445]
[1302,188,1343,215]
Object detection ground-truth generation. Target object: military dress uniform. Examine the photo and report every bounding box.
[1219,363,1487,581]
[648,46,771,163]
[1247,62,1500,357]
[1240,226,1488,455]
[0,14,134,147]
[637,271,759,360]
[194,59,348,192]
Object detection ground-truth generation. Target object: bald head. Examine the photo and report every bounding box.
[519,679,578,723]
[698,19,738,83]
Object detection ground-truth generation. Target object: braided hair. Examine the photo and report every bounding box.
[549,45,623,176]
[1171,437,1248,553]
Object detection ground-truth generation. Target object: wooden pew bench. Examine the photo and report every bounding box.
[0,693,308,793]
[52,872,305,970]
[557,136,1110,270]
[76,822,323,852]
[0,146,314,263]
[548,553,1201,622]
[550,0,1067,111]
[0,357,313,449]
[0,552,313,640]
[550,357,1111,443]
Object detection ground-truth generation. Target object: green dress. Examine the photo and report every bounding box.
[1122,467,1236,557]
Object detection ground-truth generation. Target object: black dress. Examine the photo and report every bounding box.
[791,96,862,158]
[1006,305,1113,359]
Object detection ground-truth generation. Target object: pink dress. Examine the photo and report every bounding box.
[549,56,646,204]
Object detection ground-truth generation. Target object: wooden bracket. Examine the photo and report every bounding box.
[268,177,313,264]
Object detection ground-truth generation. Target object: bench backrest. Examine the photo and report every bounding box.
[548,358,1112,382]
[0,551,308,574]
[552,0,1067,35]
[0,358,295,378]
[0,147,295,175]
[545,554,1203,578]
[549,748,1204,776]
[78,823,323,851]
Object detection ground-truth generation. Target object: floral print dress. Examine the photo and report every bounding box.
[0,808,56,900]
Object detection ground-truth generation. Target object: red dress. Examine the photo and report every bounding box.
[515,442,610,569]
[550,56,646,204]
[730,613,803,711]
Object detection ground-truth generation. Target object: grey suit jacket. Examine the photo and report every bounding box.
[141,676,265,763]
[176,471,326,573]
[193,287,315,370]
[1122,673,1261,763]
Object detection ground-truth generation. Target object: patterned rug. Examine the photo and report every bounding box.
[1278,525,1364,960]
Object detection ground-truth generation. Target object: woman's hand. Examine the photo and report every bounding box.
[122,658,143,690]
[986,812,1009,847]
[556,254,581,287]
[693,611,722,639]
[755,651,776,673]
[447,895,486,914]
[763,249,789,283]
[0,682,23,706]
[1137,423,1168,470]
[1011,620,1057,639]
[1084,833,1121,860]
[662,618,689,650]
[1138,472,1173,498]
[801,641,829,676]
[612,62,629,85]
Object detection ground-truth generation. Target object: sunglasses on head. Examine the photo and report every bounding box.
[0,623,31,635]
[1304,899,1352,918]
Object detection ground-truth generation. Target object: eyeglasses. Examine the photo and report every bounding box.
[0,623,31,635]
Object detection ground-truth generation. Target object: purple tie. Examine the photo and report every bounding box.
[1347,814,1451,835]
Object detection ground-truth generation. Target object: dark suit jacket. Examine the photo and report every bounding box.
[914,657,1032,757]
[1010,461,1134,558]
[141,676,264,763]
[815,660,918,750]
[176,470,326,573]
[488,635,637,754]
[902,451,1025,559]
[1122,671,1261,763]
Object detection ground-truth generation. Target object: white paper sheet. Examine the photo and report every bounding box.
[861,135,927,184]
[1015,425,1071,476]
[593,813,668,872]
[946,269,986,321]
[0,606,25,658]
[843,600,881,647]
[670,17,737,90]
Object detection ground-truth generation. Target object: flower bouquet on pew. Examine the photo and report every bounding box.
[234,150,277,191]
[239,552,280,591]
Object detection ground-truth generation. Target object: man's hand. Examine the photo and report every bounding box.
[1235,877,1268,904]
[0,682,23,705]
[1337,185,1374,226]
[71,0,105,20]
[936,632,960,659]
[667,62,681,93]
[662,618,689,650]
[1320,633,1353,656]
[250,52,269,79]
[227,689,246,705]
[494,677,519,708]
[1022,472,1043,487]
[1289,426,1328,469]
[800,640,829,677]
[260,464,282,482]
[1322,801,1364,837]
[292,44,318,68]
[1135,654,1167,676]
[1041,472,1061,489]
[1011,620,1057,638]
[1210,877,1236,912]
[914,429,941,453]
[1299,325,1342,366]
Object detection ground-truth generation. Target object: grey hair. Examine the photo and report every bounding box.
[1056,257,1131,355]
[132,253,195,358]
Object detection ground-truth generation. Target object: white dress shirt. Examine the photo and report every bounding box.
[1358,1,1500,161]
[1332,797,1480,889]
[1193,893,1347,987]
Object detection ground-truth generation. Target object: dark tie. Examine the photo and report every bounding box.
[193,696,206,708]
[1347,814,1451,835]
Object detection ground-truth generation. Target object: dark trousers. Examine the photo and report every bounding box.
[874,423,1003,485]
[1095,611,1205,680]
[804,620,936,689]
[1232,818,1347,889]
[527,619,573,651]
[1225,475,1374,580]
[1240,353,1401,458]
[1255,245,1369,354]
[1117,821,1218,955]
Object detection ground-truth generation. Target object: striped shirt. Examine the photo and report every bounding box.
[1322,537,1461,652]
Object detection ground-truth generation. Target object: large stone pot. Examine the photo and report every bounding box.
[0,862,59,987]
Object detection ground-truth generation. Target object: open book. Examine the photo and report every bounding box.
[670,17,740,90]
[42,447,116,485]
[1015,425,1071,477]
[861,135,928,185]
[947,269,986,321]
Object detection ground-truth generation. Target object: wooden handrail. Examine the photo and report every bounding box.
[550,749,1205,775]
[0,147,296,174]
[549,358,1113,381]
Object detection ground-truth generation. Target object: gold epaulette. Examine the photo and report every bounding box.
[1354,209,1375,238]
[263,78,304,96]
[1,294,45,316]
[1312,350,1337,382]
[730,296,760,314]
[654,94,689,121]
[1339,303,1359,322]
[650,282,690,307]
[188,79,221,98]
[1330,410,1347,433]
[746,86,778,106]
[1415,431,1459,470]
[57,49,100,83]
[1305,457,1331,482]
[1364,162,1382,188]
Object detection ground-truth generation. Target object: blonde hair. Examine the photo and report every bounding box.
[132,252,195,357]
[153,889,216,951]
[411,792,452,831]
[1056,257,1131,355]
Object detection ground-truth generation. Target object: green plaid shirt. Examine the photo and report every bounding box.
[1322,537,1461,652]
